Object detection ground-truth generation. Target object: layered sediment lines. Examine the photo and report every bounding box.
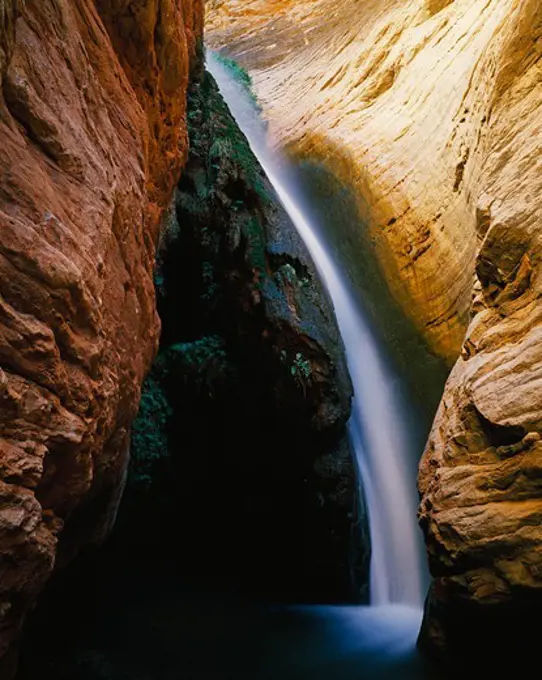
[207,0,542,657]
[206,0,539,362]
[0,1,202,675]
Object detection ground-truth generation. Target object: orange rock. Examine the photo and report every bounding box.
[206,0,541,364]
[0,1,202,676]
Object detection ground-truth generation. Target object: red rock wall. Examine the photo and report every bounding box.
[0,1,202,675]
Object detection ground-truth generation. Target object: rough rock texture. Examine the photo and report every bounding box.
[417,0,542,660]
[148,68,369,603]
[0,1,202,676]
[207,0,542,661]
[206,0,539,364]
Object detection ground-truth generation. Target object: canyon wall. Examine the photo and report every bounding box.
[0,0,202,675]
[206,0,537,364]
[418,0,542,661]
[206,0,542,660]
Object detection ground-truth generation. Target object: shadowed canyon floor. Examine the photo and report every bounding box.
[17,536,442,680]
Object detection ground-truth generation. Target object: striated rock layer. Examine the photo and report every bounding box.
[417,0,542,660]
[206,0,542,661]
[0,1,202,675]
[206,0,539,363]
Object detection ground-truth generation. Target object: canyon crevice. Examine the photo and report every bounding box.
[0,1,202,675]
[206,0,542,661]
[133,65,368,605]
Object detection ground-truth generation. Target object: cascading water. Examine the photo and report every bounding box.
[207,51,425,607]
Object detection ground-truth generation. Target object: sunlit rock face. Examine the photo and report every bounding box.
[0,1,202,676]
[207,0,542,661]
[206,0,539,363]
[418,0,542,656]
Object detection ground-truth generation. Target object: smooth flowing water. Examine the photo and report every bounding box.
[207,51,425,608]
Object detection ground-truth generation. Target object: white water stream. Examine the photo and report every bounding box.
[207,51,425,607]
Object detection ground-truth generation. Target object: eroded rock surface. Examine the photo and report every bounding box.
[418,2,542,655]
[0,1,202,675]
[206,0,540,364]
[207,0,542,661]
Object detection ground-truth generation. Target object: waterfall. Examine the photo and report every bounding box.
[207,51,425,607]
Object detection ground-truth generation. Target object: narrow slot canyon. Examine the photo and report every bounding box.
[1,1,541,679]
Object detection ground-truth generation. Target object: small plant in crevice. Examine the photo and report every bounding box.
[212,51,262,112]
[279,263,298,286]
[280,349,313,395]
[129,358,172,490]
[293,352,312,379]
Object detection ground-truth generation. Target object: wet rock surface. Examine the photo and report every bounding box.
[134,69,369,603]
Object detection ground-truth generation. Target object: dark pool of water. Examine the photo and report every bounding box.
[18,544,446,680]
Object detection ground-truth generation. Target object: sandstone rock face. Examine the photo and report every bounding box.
[0,1,202,675]
[417,0,542,657]
[207,0,542,659]
[206,0,538,364]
